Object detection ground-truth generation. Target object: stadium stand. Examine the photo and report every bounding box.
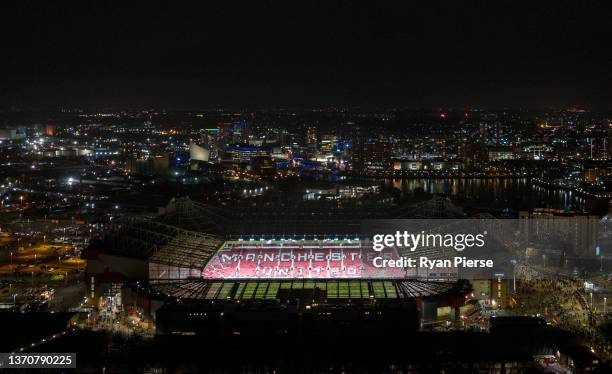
[201,240,411,279]
[148,279,458,301]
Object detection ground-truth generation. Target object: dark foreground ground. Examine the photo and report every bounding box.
[0,312,609,373]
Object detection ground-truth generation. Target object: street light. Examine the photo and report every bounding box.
[10,252,13,271]
[590,292,593,310]
[604,297,607,314]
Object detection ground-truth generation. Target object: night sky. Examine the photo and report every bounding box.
[1,1,611,109]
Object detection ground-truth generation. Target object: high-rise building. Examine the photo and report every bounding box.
[218,122,233,145]
[318,134,337,161]
[126,154,169,176]
[279,130,290,148]
[352,133,390,172]
[305,126,317,148]
[521,210,600,258]
[232,120,249,143]
[45,124,56,137]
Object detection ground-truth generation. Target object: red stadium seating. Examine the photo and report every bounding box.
[309,248,329,277]
[202,242,404,279]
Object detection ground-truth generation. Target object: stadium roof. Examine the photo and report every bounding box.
[160,196,464,236]
[92,218,222,265]
[150,232,222,269]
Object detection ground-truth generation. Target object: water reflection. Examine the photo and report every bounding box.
[386,178,586,212]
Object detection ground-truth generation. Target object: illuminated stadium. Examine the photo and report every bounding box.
[146,236,461,301]
[85,197,473,336]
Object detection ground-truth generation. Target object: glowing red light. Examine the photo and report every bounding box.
[202,242,404,279]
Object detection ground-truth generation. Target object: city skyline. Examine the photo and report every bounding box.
[0,1,611,371]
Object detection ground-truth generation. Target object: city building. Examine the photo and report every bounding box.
[126,154,170,176]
